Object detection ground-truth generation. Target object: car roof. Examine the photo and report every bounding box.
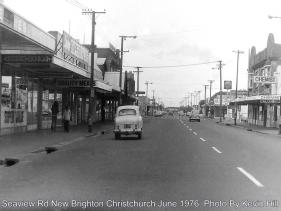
[117,105,140,110]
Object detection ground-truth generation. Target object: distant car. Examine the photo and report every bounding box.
[114,105,143,140]
[154,110,164,117]
[189,110,200,122]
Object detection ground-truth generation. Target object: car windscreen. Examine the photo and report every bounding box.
[119,109,137,116]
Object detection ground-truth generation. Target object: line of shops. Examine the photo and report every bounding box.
[0,3,136,135]
[228,33,281,128]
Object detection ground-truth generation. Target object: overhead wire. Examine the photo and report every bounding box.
[124,60,219,69]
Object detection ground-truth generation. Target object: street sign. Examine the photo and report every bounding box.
[136,91,145,95]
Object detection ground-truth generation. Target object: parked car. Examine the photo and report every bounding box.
[189,110,200,122]
[114,105,143,139]
[154,110,164,117]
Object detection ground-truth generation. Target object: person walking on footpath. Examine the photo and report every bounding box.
[63,105,71,132]
[51,100,59,131]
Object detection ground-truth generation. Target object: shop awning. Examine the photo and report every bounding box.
[230,95,281,105]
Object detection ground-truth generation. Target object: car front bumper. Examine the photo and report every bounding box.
[114,129,142,135]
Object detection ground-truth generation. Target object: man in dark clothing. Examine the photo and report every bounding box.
[51,101,59,131]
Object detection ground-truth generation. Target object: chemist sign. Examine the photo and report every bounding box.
[253,76,276,84]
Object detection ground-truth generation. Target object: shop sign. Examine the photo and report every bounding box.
[224,80,232,89]
[62,31,89,70]
[253,76,276,84]
[2,55,52,63]
[261,99,279,103]
[260,95,280,103]
[57,79,95,88]
[0,4,55,51]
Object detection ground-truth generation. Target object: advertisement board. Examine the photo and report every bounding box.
[224,80,232,89]
[56,79,94,88]
[0,4,55,51]
[62,31,89,70]
[2,55,52,64]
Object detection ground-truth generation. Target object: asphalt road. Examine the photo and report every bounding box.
[0,115,280,211]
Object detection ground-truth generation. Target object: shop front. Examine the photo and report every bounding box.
[232,95,280,128]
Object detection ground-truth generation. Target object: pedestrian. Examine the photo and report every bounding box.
[51,100,59,131]
[63,105,71,132]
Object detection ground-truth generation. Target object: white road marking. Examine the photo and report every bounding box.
[189,128,192,131]
[200,137,207,142]
[237,167,264,187]
[186,125,189,128]
[212,146,222,154]
[193,132,198,135]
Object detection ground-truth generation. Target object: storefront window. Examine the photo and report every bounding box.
[27,80,38,125]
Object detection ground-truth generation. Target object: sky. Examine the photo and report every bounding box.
[3,0,281,106]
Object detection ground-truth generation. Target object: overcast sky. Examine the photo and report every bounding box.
[4,0,281,106]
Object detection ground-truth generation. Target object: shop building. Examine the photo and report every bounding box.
[232,33,281,127]
[0,3,134,135]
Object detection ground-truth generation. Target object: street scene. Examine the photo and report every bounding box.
[1,0,281,210]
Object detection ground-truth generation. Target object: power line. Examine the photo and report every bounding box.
[124,61,218,69]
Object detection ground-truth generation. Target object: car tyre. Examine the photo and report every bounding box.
[138,132,142,139]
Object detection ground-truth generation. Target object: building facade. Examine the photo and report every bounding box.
[233,33,281,127]
[0,2,135,135]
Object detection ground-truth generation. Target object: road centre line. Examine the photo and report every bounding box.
[189,128,192,131]
[193,132,198,135]
[200,137,207,142]
[237,167,264,188]
[212,146,222,154]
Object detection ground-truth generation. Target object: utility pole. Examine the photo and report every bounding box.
[82,9,106,133]
[233,50,244,125]
[212,61,224,122]
[119,35,137,105]
[203,84,209,116]
[197,90,201,109]
[208,80,215,102]
[152,90,155,115]
[133,66,143,97]
[145,81,153,98]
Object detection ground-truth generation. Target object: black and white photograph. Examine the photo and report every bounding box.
[0,0,281,210]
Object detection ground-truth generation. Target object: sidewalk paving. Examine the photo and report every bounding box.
[0,121,114,161]
[212,117,280,136]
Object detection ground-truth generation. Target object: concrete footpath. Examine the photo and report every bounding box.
[212,117,280,136]
[0,121,114,165]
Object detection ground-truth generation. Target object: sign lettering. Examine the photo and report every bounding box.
[2,55,52,63]
[253,76,276,84]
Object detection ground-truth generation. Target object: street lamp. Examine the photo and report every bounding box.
[233,50,244,125]
[119,35,137,105]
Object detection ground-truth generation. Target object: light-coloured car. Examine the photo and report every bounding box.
[189,110,200,122]
[114,105,143,139]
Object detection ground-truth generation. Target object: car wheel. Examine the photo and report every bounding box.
[138,133,142,139]
[198,119,200,122]
[115,133,120,140]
